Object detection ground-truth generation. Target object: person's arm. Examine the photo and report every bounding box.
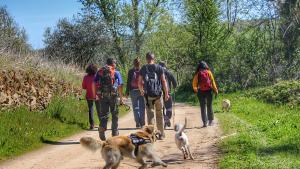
[161,73,169,101]
[82,76,86,89]
[138,74,144,96]
[208,70,218,94]
[192,74,198,93]
[116,71,124,104]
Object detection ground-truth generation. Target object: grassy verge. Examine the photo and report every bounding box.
[215,93,300,169]
[176,83,300,168]
[0,96,128,161]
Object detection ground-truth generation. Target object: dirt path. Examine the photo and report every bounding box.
[0,103,222,169]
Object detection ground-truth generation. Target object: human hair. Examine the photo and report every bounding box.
[133,58,141,68]
[85,64,98,75]
[146,52,155,61]
[196,60,209,74]
[106,58,116,65]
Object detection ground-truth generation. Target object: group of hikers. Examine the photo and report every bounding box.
[82,52,218,141]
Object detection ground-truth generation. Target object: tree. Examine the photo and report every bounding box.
[0,6,30,54]
[81,0,167,65]
[43,12,113,67]
[183,0,223,65]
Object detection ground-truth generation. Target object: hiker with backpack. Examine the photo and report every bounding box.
[94,58,124,140]
[138,52,169,140]
[82,64,101,130]
[192,61,218,127]
[126,58,145,128]
[158,61,177,128]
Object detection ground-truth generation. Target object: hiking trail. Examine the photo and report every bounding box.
[0,103,222,169]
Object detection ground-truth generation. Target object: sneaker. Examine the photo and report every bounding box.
[112,130,119,137]
[203,122,208,128]
[98,127,106,141]
[208,120,214,126]
[89,124,94,130]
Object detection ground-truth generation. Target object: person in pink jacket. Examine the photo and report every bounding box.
[82,64,100,129]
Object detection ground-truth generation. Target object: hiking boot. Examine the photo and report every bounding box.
[136,123,141,129]
[98,127,106,141]
[157,133,165,140]
[208,120,214,126]
[112,130,119,137]
[203,122,208,128]
[89,124,94,130]
[164,121,171,129]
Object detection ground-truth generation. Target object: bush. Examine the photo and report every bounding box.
[246,81,300,107]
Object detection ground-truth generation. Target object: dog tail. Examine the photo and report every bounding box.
[80,137,104,152]
[178,117,187,135]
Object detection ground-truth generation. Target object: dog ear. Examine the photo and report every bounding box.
[143,125,154,134]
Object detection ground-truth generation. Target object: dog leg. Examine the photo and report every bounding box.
[186,146,195,160]
[181,147,187,159]
[137,156,147,169]
[112,160,121,169]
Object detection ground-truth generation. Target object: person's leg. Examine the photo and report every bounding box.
[164,95,172,127]
[154,97,164,139]
[110,96,119,136]
[207,90,214,125]
[86,100,94,129]
[130,90,140,127]
[95,99,101,123]
[198,90,208,127]
[138,93,146,127]
[145,97,155,125]
[99,97,109,140]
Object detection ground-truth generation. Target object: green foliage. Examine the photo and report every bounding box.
[43,14,113,67]
[216,93,300,169]
[246,80,300,107]
[0,6,30,53]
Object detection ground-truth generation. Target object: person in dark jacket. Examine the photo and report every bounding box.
[158,61,177,128]
[126,58,145,128]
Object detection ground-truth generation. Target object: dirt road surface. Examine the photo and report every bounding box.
[0,103,222,169]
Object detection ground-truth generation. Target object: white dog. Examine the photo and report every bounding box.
[222,99,231,112]
[174,117,194,160]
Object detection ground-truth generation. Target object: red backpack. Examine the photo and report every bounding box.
[130,69,140,89]
[198,70,212,91]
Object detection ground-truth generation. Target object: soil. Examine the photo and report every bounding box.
[0,103,222,169]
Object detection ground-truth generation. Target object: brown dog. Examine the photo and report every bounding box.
[80,125,167,169]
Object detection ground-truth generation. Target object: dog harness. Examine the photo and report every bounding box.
[129,134,152,156]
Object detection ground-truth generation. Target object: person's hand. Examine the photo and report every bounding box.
[140,89,145,96]
[214,90,218,99]
[164,94,170,101]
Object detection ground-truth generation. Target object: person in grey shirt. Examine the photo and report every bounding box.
[158,61,177,128]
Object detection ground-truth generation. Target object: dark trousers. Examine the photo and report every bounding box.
[86,100,101,126]
[130,89,145,127]
[163,94,173,122]
[197,89,214,123]
[99,96,118,132]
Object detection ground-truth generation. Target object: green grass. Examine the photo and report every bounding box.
[0,96,128,161]
[215,93,300,169]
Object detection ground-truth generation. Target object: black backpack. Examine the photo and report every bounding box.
[99,65,115,95]
[144,65,162,97]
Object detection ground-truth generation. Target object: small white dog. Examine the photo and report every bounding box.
[222,99,231,112]
[174,117,194,160]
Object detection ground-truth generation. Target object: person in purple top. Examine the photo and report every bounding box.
[93,58,124,140]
